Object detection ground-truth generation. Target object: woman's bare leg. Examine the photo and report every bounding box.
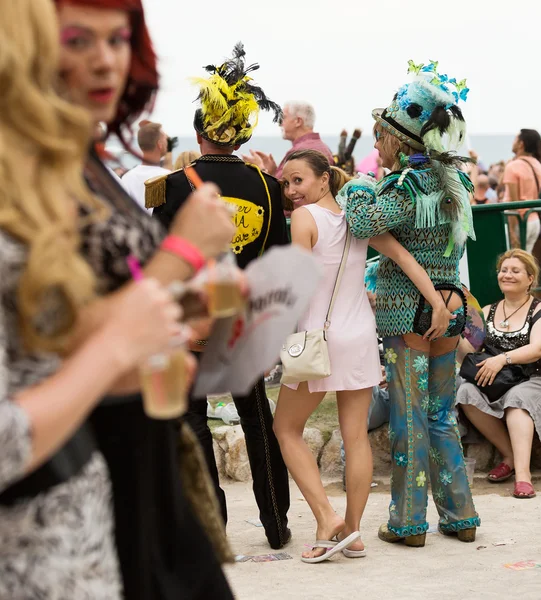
[505,407,535,484]
[273,383,344,558]
[461,404,515,469]
[336,387,373,551]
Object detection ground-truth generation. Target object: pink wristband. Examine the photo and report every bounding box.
[161,235,206,273]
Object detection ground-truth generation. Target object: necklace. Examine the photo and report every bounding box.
[499,296,531,329]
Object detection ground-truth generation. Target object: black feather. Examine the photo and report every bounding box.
[199,42,282,122]
[243,83,282,123]
[420,106,451,138]
[406,103,423,119]
[426,149,474,168]
[448,105,465,122]
[195,42,283,144]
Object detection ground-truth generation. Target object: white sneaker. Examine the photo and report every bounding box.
[264,365,282,387]
[220,402,240,425]
[206,401,223,420]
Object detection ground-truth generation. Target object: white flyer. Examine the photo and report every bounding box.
[193,245,321,397]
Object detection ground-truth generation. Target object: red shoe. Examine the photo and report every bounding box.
[488,462,515,483]
[513,481,536,499]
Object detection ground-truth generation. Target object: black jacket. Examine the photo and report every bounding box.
[152,154,289,269]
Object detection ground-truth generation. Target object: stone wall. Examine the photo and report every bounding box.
[212,424,541,482]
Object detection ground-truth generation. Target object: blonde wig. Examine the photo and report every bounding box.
[373,122,416,172]
[0,0,105,352]
[174,150,201,171]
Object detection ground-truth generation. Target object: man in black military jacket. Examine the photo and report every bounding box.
[152,152,288,268]
[148,44,291,550]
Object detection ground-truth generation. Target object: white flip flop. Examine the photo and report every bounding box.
[334,533,367,558]
[301,531,361,564]
[342,546,367,558]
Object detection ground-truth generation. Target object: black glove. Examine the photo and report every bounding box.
[167,136,178,152]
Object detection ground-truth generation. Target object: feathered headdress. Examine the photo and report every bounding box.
[372,60,469,155]
[373,61,475,253]
[191,43,282,146]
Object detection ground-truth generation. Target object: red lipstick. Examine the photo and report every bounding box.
[88,88,115,104]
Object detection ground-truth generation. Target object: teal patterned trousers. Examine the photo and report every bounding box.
[383,335,480,537]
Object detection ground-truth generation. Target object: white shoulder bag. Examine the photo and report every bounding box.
[280,227,352,384]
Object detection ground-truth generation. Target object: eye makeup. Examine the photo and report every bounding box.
[113,27,132,43]
[60,26,132,47]
[60,26,92,46]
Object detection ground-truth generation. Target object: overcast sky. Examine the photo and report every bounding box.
[142,0,540,137]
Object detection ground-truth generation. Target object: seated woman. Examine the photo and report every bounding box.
[457,249,541,499]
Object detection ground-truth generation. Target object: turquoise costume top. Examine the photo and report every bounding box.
[339,165,474,338]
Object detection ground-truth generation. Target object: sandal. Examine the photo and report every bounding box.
[334,534,366,558]
[341,545,367,559]
[513,481,536,499]
[488,462,515,483]
[301,531,361,564]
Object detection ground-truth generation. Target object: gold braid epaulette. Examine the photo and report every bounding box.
[144,167,187,209]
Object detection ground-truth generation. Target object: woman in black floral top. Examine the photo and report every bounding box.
[54,0,236,599]
[458,249,541,500]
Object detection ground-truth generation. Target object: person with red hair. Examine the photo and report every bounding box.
[53,1,236,598]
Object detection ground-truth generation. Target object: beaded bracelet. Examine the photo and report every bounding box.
[160,235,206,274]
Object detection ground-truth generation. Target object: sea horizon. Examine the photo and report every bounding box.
[111,134,516,171]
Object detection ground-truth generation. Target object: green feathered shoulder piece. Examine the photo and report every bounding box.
[378,168,430,206]
[380,163,475,256]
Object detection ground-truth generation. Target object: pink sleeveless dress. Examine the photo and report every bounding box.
[285,204,381,393]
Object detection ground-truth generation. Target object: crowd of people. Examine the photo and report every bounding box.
[468,130,541,251]
[1,0,540,597]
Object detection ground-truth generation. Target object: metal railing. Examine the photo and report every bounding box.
[468,200,541,305]
[287,199,541,307]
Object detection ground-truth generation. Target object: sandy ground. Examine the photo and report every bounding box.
[222,476,541,600]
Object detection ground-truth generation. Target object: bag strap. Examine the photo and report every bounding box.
[518,158,540,195]
[324,226,351,330]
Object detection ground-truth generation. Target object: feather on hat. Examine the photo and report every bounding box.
[191,43,282,146]
[373,60,469,155]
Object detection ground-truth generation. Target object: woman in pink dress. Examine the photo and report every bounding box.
[273,149,455,563]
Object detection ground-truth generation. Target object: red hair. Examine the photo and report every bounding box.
[54,0,159,152]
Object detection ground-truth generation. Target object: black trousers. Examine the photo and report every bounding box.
[91,398,233,600]
[185,377,290,549]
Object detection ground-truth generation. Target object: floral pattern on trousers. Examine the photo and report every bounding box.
[384,335,480,537]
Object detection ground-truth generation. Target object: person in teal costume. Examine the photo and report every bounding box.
[338,60,481,546]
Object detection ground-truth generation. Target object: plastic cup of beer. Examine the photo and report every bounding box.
[205,252,245,318]
[140,349,188,420]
